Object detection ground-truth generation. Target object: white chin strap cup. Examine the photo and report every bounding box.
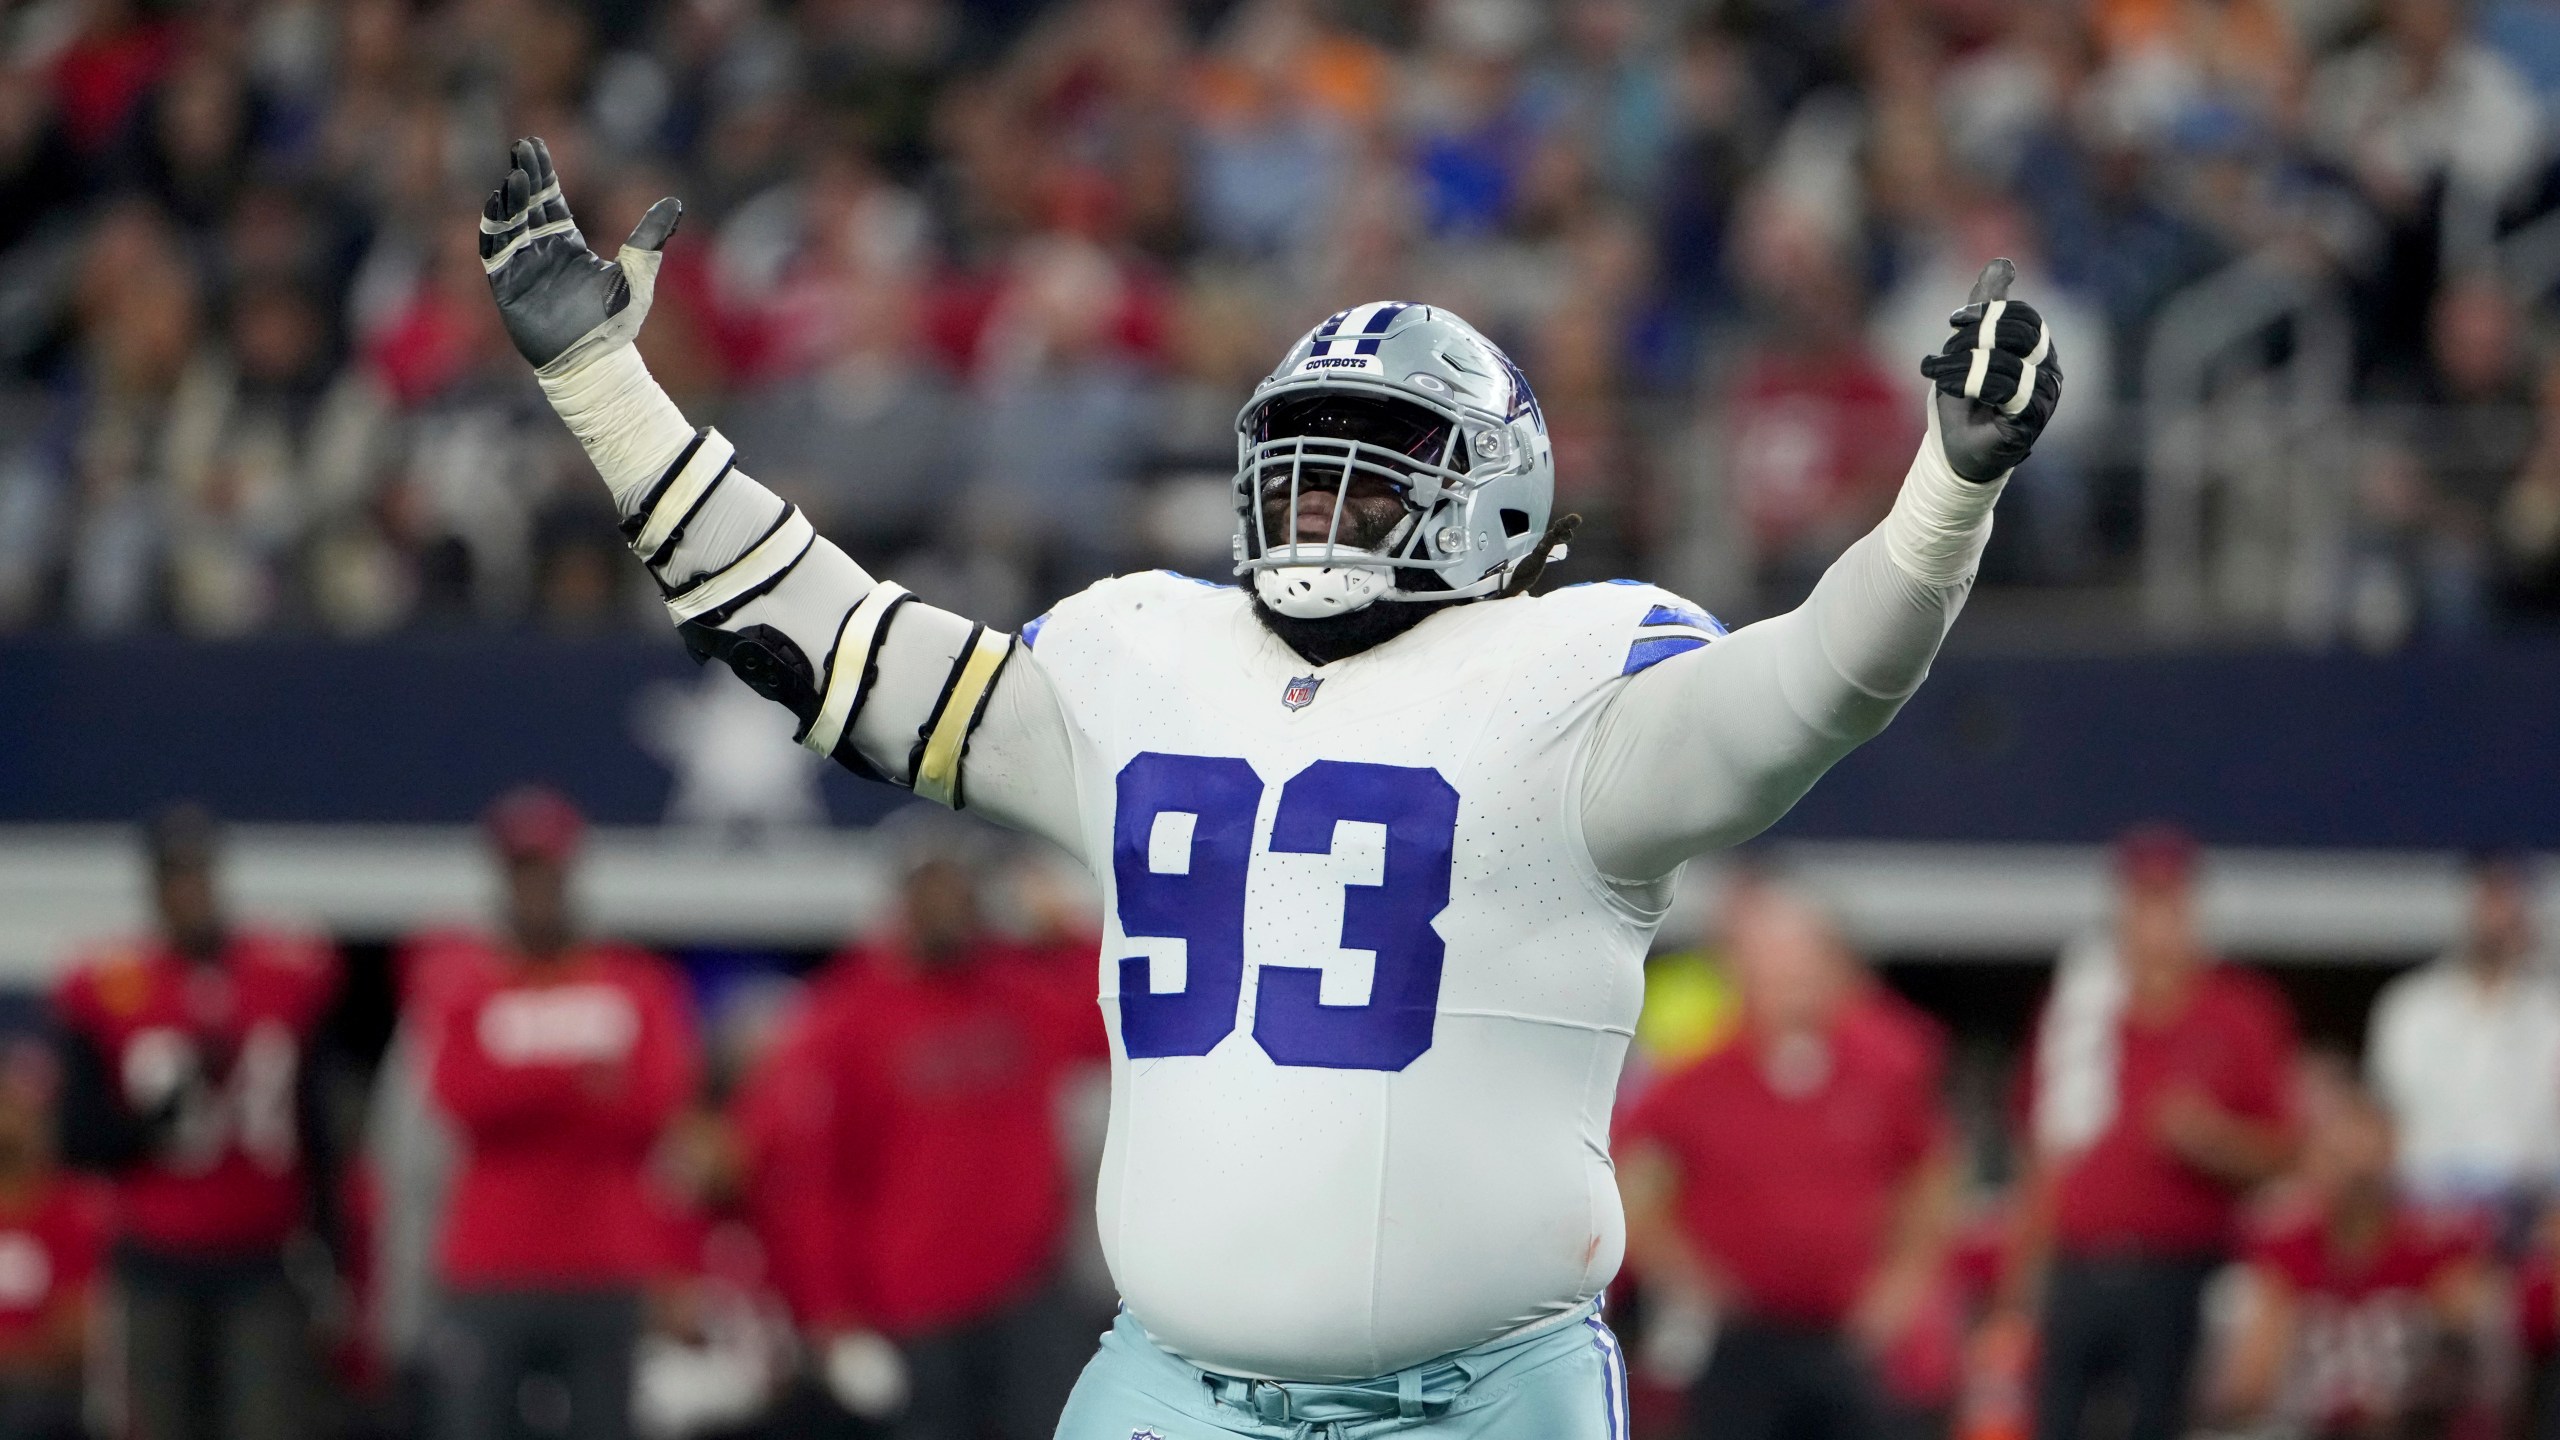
[1254,564,1388,618]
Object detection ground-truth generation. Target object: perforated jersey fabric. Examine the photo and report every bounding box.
[1023,571,1713,1379]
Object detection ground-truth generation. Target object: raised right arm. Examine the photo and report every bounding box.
[479,139,1081,858]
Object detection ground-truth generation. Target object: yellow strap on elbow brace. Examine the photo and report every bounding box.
[800,581,912,758]
[911,627,1015,808]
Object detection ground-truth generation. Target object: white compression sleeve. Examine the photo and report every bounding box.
[1880,399,2008,586]
[1578,427,1996,885]
[536,345,695,511]
[948,654,1084,855]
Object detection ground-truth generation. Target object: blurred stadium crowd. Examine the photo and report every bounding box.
[7,0,2560,1438]
[6,0,2560,642]
[6,801,2560,1440]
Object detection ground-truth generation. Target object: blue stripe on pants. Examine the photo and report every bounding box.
[1584,1316,1628,1440]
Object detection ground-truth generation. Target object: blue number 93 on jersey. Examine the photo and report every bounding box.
[1024,566,1710,1384]
[1114,751,1459,1071]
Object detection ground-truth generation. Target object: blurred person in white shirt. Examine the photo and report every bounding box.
[2367,854,2557,1233]
[1871,199,2114,582]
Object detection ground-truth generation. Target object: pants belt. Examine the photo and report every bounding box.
[1202,1362,1437,1425]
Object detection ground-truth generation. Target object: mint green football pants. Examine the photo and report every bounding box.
[1051,1303,1630,1440]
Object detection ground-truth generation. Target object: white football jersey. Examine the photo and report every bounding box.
[1025,569,1725,1381]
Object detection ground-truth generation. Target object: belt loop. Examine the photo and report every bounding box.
[1254,1380,1293,1425]
[1398,1365,1424,1419]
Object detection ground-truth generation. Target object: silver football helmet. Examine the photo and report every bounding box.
[1233,302,1556,617]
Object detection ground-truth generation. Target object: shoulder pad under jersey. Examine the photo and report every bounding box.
[1530,579,1729,678]
[1021,570,1244,653]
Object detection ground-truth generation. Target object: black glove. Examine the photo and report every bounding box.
[479,136,683,374]
[1919,259,2064,483]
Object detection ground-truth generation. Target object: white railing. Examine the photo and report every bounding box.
[2139,250,2356,637]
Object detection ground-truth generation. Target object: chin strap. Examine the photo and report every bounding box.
[1497,513,1582,599]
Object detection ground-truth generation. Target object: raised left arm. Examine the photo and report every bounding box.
[1581,260,2061,884]
[478,139,1086,857]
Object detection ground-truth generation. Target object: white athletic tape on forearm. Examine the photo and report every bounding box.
[2002,320,2051,418]
[802,581,912,756]
[1881,399,2005,587]
[911,626,1016,809]
[666,509,815,624]
[632,432,737,564]
[536,345,696,510]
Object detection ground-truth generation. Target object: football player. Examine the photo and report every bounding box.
[479,137,2060,1439]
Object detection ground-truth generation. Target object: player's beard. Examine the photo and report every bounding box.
[1245,473,1471,663]
[1243,568,1461,665]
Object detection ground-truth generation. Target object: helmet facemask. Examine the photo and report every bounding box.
[1236,389,1479,618]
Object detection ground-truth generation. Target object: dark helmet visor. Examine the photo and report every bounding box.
[1251,393,1456,468]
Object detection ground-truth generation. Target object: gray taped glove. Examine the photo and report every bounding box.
[1918,259,2065,483]
[479,136,682,376]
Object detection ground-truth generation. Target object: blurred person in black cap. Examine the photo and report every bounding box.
[2005,824,2301,1440]
[0,1037,110,1440]
[51,804,343,1440]
[419,787,699,1440]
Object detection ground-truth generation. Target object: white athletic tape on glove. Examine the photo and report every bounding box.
[530,220,671,379]
[2004,319,2051,418]
[1962,299,2003,401]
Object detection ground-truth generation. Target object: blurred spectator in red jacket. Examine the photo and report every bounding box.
[1719,189,1918,602]
[0,1036,109,1440]
[421,788,700,1440]
[2211,1058,2490,1440]
[1619,877,1961,1440]
[2011,825,2301,1440]
[741,844,1103,1440]
[52,804,341,1440]
[44,0,179,155]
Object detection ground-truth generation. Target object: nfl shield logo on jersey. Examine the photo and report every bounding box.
[1131,1431,1167,1440]
[1281,675,1322,710]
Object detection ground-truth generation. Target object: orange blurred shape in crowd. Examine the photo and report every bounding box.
[1957,1308,2037,1440]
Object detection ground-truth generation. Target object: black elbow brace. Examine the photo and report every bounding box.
[679,621,819,720]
